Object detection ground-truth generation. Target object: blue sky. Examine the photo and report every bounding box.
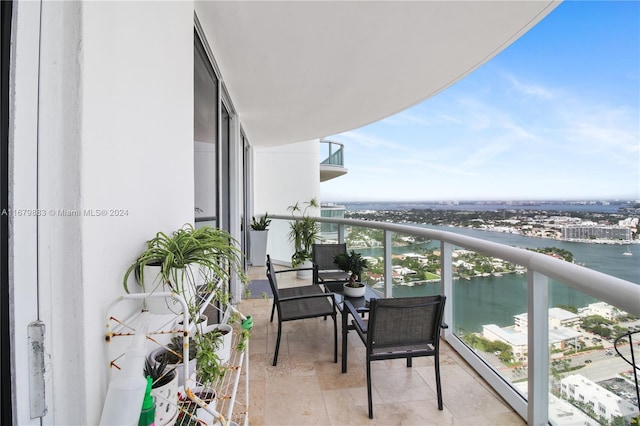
[321,1,639,203]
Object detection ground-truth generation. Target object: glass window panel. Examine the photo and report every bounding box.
[194,34,218,225]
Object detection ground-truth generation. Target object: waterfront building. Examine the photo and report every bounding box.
[515,308,581,331]
[559,375,639,424]
[319,202,346,242]
[581,302,625,321]
[483,308,582,361]
[562,225,632,241]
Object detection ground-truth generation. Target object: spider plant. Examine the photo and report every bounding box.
[123,224,246,298]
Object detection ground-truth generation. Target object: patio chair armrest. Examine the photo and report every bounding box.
[344,300,368,333]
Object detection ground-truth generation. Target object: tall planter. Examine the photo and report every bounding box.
[296,260,313,279]
[249,230,268,267]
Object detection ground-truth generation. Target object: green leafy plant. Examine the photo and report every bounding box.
[144,352,176,388]
[122,224,247,316]
[333,250,369,286]
[287,198,320,268]
[193,329,225,387]
[250,213,271,231]
[162,335,197,365]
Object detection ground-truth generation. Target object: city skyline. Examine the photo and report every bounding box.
[320,1,639,203]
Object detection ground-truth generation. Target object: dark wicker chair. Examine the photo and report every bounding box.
[265,255,338,366]
[312,243,351,285]
[346,295,447,419]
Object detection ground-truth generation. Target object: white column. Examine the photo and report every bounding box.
[527,270,549,425]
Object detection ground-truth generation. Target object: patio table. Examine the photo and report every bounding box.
[322,282,380,373]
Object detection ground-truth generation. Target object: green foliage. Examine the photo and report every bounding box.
[581,315,614,338]
[123,224,246,296]
[163,335,197,364]
[144,352,176,388]
[333,250,369,285]
[287,199,320,267]
[193,330,225,388]
[250,213,271,230]
[461,333,509,353]
[556,304,578,314]
[236,328,251,352]
[528,247,574,263]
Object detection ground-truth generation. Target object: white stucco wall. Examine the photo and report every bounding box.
[13,2,195,424]
[81,2,194,423]
[253,139,320,264]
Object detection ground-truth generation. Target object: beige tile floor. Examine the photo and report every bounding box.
[238,266,525,426]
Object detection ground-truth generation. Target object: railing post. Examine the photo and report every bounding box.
[527,270,549,426]
[383,230,393,298]
[440,241,453,338]
[337,223,345,244]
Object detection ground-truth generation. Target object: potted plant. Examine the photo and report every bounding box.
[249,213,271,267]
[333,250,369,298]
[144,354,179,425]
[287,198,320,278]
[122,223,246,315]
[149,335,197,387]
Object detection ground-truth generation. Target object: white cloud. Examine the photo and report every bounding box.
[504,73,556,100]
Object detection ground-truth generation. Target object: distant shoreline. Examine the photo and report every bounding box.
[326,200,640,215]
[467,225,640,245]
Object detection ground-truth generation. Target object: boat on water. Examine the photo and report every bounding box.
[622,247,633,256]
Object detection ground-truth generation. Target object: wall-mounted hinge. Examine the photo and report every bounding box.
[28,320,47,418]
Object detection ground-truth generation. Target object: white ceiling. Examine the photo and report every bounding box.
[195,1,560,147]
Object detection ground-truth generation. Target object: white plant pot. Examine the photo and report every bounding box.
[296,260,313,279]
[137,265,175,314]
[137,264,201,314]
[249,229,268,266]
[192,387,217,424]
[343,282,366,298]
[149,347,196,388]
[203,323,233,364]
[152,371,179,426]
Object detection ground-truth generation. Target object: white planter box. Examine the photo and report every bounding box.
[249,230,268,266]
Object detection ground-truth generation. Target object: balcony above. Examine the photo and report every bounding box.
[320,139,348,182]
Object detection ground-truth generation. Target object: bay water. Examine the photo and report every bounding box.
[353,224,639,333]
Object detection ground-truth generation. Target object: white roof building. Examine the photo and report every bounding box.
[584,302,625,321]
[514,307,581,332]
[560,375,638,424]
[483,307,582,359]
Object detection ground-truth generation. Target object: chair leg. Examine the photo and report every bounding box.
[435,353,443,410]
[270,301,276,322]
[333,313,338,363]
[406,357,412,368]
[366,359,374,419]
[273,319,282,366]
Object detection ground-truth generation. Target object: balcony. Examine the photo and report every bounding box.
[256,215,640,425]
[320,139,348,182]
[242,266,525,425]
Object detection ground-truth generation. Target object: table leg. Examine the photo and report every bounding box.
[342,306,348,373]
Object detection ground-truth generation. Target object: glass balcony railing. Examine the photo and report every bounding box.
[271,214,640,425]
[319,139,344,166]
